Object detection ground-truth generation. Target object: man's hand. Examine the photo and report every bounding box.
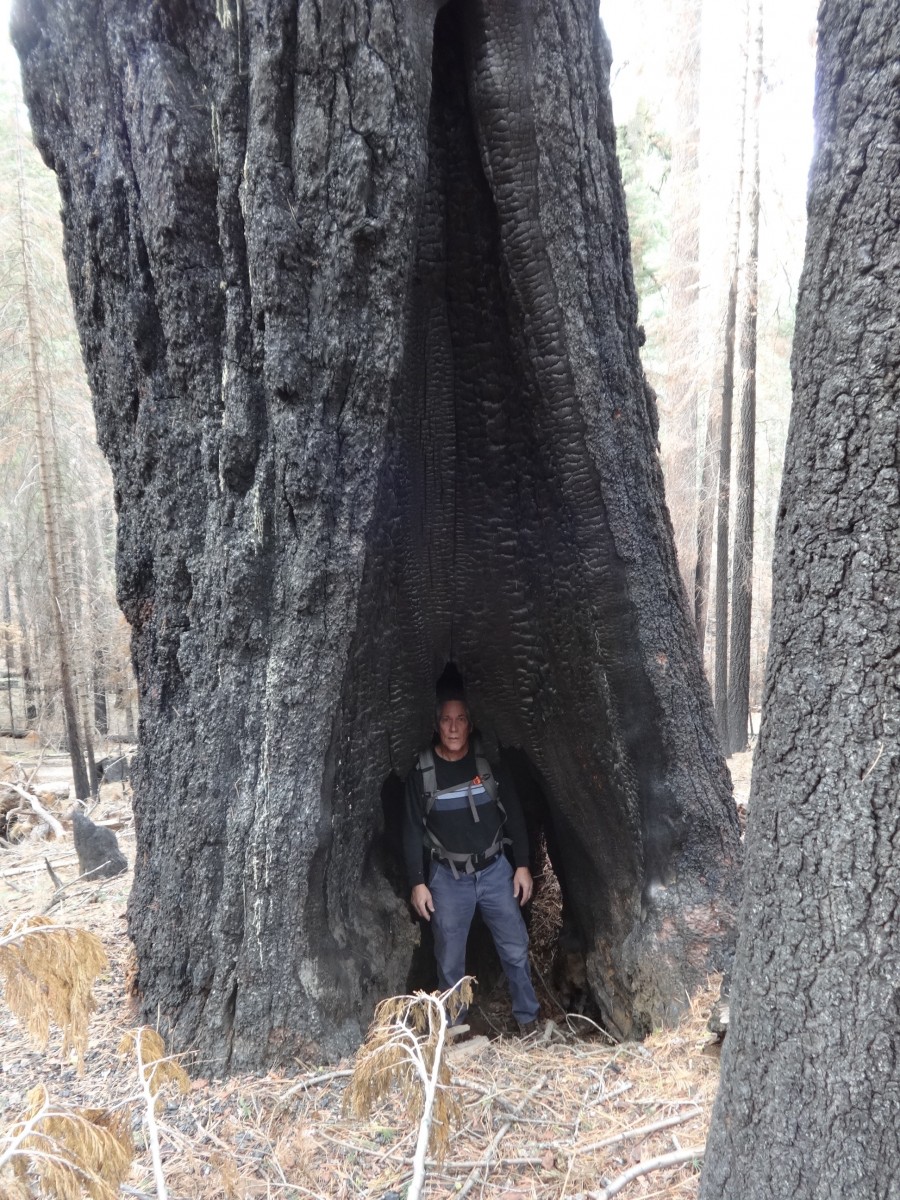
[513,867,533,907]
[411,883,435,921]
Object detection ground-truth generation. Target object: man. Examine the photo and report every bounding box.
[403,689,541,1035]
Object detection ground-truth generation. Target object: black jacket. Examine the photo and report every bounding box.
[402,745,530,887]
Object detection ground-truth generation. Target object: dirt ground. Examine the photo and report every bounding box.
[0,747,754,1199]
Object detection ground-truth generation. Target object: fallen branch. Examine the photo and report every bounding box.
[280,1068,353,1100]
[42,860,120,913]
[455,1076,546,1199]
[0,782,64,838]
[345,980,474,1200]
[574,1108,700,1156]
[589,1080,633,1106]
[269,1067,354,1130]
[132,1029,170,1200]
[44,857,64,890]
[574,1143,706,1200]
[2,854,79,879]
[565,1012,619,1043]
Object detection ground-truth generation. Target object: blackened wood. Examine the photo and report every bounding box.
[701,1,900,1194]
[14,0,741,1070]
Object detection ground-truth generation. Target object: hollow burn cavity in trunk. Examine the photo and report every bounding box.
[330,4,685,1039]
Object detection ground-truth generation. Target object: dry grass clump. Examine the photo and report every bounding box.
[346,982,471,1156]
[0,1083,133,1200]
[0,914,108,1072]
[0,785,726,1200]
[118,1026,190,1107]
[346,981,474,1200]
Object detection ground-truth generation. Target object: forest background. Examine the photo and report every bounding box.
[0,0,816,767]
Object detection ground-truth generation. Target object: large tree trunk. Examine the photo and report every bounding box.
[701,1,900,1194]
[14,0,742,1071]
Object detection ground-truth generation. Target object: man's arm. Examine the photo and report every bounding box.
[498,767,534,906]
[497,766,530,869]
[403,768,434,918]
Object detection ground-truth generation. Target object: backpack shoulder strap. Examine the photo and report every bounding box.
[417,747,438,814]
[475,754,503,812]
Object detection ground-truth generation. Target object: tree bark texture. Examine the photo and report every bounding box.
[725,0,761,756]
[701,2,900,1195]
[15,0,741,1070]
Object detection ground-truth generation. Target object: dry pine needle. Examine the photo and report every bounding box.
[2,1082,133,1200]
[0,914,108,1072]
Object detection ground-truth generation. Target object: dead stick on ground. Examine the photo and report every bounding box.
[134,1030,169,1200]
[281,1068,354,1098]
[42,862,118,913]
[421,1112,700,1171]
[269,1068,354,1131]
[455,1076,546,1199]
[574,1109,700,1156]
[44,857,64,890]
[559,1104,699,1195]
[578,1143,706,1199]
[0,781,64,838]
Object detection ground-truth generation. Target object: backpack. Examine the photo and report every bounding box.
[416,747,510,878]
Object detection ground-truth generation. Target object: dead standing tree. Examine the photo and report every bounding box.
[15,0,741,1070]
[660,0,702,601]
[13,121,92,798]
[725,0,762,755]
[701,0,900,1194]
[694,0,748,654]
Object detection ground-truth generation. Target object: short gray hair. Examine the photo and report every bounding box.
[434,697,473,728]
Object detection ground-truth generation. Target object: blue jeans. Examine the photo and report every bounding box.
[428,854,540,1025]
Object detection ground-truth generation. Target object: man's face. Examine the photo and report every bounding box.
[437,700,472,758]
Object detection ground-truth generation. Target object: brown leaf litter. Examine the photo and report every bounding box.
[0,781,723,1199]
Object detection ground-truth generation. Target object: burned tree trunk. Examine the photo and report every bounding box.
[701,1,900,1195]
[15,0,741,1071]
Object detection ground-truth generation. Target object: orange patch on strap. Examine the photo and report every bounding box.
[473,776,482,785]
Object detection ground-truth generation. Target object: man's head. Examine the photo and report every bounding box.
[435,698,473,760]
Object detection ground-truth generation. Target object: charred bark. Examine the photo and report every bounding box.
[701,1,900,1195]
[15,0,741,1070]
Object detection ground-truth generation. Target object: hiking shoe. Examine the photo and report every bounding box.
[517,1020,539,1037]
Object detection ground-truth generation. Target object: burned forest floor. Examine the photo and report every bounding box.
[0,747,754,1200]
